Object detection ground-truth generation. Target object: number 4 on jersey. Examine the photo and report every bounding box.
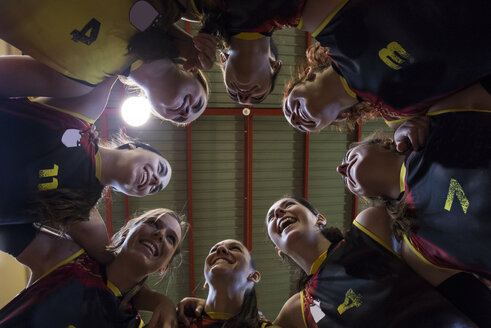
[71,18,101,45]
[444,178,470,214]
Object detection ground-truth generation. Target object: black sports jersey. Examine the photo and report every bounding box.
[404,110,491,279]
[179,312,270,328]
[0,98,102,226]
[301,222,475,328]
[0,251,142,328]
[314,0,491,121]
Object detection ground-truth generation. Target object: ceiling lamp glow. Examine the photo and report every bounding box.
[121,96,151,127]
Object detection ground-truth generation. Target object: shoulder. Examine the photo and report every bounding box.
[354,206,394,248]
[273,293,305,328]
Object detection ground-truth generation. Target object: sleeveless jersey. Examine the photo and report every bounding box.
[0,250,142,328]
[404,110,491,279]
[180,312,271,328]
[313,0,491,121]
[301,222,475,327]
[0,98,102,225]
[0,0,153,85]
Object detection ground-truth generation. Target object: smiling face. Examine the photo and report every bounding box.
[122,212,183,275]
[204,239,256,287]
[336,142,396,197]
[112,146,172,197]
[266,198,325,256]
[147,68,208,124]
[283,66,357,132]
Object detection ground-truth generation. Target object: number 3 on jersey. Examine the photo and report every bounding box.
[71,18,101,45]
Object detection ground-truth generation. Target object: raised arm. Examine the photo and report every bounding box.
[0,55,94,98]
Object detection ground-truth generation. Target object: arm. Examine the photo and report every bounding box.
[65,207,114,265]
[401,240,491,327]
[0,55,94,98]
[273,293,305,328]
[132,285,178,328]
[36,75,118,121]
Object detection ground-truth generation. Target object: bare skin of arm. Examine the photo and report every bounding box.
[132,284,178,328]
[0,56,94,98]
[273,293,305,328]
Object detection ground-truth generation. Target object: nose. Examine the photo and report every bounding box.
[337,163,348,177]
[289,112,302,127]
[237,92,253,105]
[216,244,229,255]
[152,227,164,242]
[150,172,162,186]
[274,207,284,220]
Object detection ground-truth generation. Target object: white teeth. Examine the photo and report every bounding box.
[279,217,296,233]
[142,241,156,256]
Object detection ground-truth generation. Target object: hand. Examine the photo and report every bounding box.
[143,296,178,328]
[183,33,217,71]
[176,297,206,327]
[393,116,430,152]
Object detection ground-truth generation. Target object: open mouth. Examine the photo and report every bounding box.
[141,240,159,257]
[138,167,149,190]
[212,257,233,265]
[278,216,297,234]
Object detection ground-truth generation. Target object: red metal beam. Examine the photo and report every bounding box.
[243,113,253,251]
[186,124,196,296]
[303,132,310,199]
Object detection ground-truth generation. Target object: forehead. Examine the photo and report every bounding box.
[212,239,245,249]
[267,198,298,215]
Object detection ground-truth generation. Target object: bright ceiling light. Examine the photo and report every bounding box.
[121,96,151,127]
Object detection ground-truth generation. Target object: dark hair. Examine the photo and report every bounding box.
[283,43,379,130]
[117,141,163,157]
[270,196,344,291]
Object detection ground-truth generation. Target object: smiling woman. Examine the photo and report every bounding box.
[0,208,188,328]
[265,197,484,327]
[177,239,273,328]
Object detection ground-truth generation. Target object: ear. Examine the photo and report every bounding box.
[270,59,282,74]
[158,263,169,275]
[203,281,209,289]
[127,143,137,150]
[121,229,130,241]
[305,67,316,82]
[219,52,229,64]
[248,270,261,283]
[316,213,327,227]
[275,246,284,258]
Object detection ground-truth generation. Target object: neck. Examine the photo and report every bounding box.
[97,147,120,188]
[301,0,346,33]
[129,58,175,90]
[385,154,406,200]
[105,255,148,294]
[204,281,248,316]
[230,36,271,58]
[287,232,331,274]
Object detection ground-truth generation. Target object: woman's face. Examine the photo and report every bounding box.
[204,239,255,286]
[112,147,172,197]
[336,143,394,197]
[123,213,182,275]
[266,198,320,255]
[223,51,280,105]
[283,67,356,132]
[147,68,207,124]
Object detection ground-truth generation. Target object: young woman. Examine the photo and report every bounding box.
[266,197,489,327]
[337,110,491,281]
[285,0,491,122]
[0,0,215,124]
[0,78,172,263]
[0,208,188,328]
[177,239,273,328]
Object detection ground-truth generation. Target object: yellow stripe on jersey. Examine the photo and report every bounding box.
[106,280,122,297]
[400,163,406,193]
[312,0,350,37]
[427,108,491,117]
[36,249,85,283]
[353,221,401,259]
[402,235,454,271]
[310,251,328,275]
[339,76,357,99]
[233,32,267,40]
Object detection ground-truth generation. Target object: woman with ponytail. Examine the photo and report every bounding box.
[178,239,273,328]
[266,197,482,327]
